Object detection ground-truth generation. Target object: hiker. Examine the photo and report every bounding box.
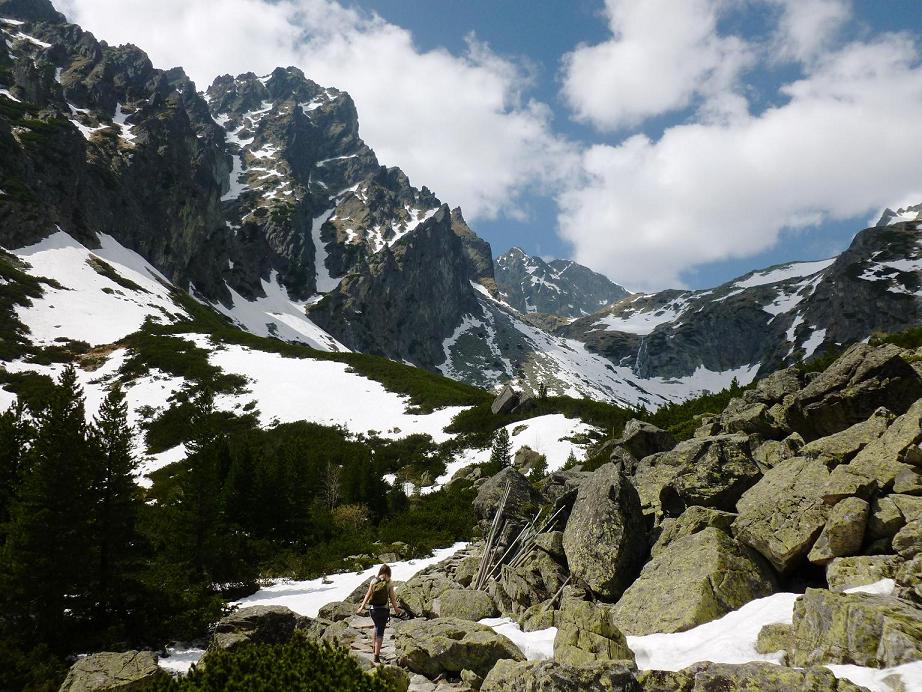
[356,564,402,663]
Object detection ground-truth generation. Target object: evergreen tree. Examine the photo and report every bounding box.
[89,384,143,623]
[490,428,512,469]
[1,366,96,645]
[0,402,32,540]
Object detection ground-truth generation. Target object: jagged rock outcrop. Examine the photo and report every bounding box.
[308,206,481,368]
[562,463,647,601]
[494,247,629,319]
[612,528,776,635]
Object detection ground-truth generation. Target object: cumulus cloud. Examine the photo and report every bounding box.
[558,31,922,291]
[58,0,576,220]
[561,0,753,131]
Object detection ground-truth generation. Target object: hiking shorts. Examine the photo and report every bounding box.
[369,605,390,638]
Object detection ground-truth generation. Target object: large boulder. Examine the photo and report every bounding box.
[651,506,736,558]
[473,467,544,526]
[59,651,166,691]
[721,401,785,438]
[658,434,762,517]
[826,555,900,591]
[435,588,498,621]
[394,617,524,679]
[637,661,866,691]
[398,570,456,618]
[210,605,308,651]
[492,385,519,415]
[612,528,776,635]
[482,659,641,692]
[845,399,922,491]
[562,463,647,601]
[799,406,893,464]
[553,599,635,666]
[612,419,676,460]
[807,496,870,565]
[896,555,922,604]
[538,470,590,509]
[790,588,922,667]
[786,343,922,440]
[732,457,831,574]
[752,433,803,469]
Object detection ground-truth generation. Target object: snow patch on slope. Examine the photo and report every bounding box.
[734,259,835,289]
[11,230,186,346]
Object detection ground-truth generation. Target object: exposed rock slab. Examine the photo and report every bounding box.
[637,661,866,691]
[482,659,641,692]
[59,651,166,691]
[553,599,635,666]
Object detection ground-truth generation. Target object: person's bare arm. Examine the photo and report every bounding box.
[389,585,402,615]
[356,583,374,613]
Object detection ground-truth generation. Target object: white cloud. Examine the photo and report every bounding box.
[769,0,852,63]
[560,0,753,131]
[557,32,922,291]
[57,0,575,220]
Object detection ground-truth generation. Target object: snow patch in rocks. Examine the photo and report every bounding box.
[310,209,340,293]
[479,618,556,660]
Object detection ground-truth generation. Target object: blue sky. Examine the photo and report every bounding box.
[64,0,922,291]
[354,0,922,288]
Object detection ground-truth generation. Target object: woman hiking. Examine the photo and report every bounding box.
[356,564,402,663]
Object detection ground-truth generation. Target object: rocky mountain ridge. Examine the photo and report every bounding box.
[493,246,631,320]
[2,0,922,410]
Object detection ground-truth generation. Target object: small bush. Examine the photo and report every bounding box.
[149,634,396,691]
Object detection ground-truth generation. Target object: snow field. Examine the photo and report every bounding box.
[11,230,187,346]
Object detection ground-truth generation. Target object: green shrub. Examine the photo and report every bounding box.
[148,634,396,691]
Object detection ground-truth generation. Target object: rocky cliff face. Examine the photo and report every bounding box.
[494,247,630,319]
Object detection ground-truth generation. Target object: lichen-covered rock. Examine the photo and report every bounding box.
[826,555,900,591]
[790,588,922,667]
[637,661,866,691]
[733,457,831,574]
[752,433,803,469]
[516,600,557,632]
[562,463,647,601]
[894,465,922,494]
[455,554,482,588]
[800,406,893,463]
[210,605,308,651]
[613,419,676,460]
[659,434,762,517]
[612,528,776,635]
[398,570,455,618]
[436,588,498,621]
[553,599,635,666]
[533,531,566,564]
[320,619,363,648]
[722,402,785,438]
[807,497,870,565]
[845,399,922,491]
[786,343,922,440]
[867,493,922,543]
[394,617,524,679]
[893,518,922,559]
[482,659,641,692]
[651,506,736,557]
[755,623,792,655]
[369,664,410,692]
[896,555,922,604]
[820,465,877,505]
[317,600,356,622]
[59,651,166,692]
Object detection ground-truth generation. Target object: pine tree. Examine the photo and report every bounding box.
[90,383,142,622]
[0,402,32,539]
[2,366,96,644]
[490,428,512,469]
